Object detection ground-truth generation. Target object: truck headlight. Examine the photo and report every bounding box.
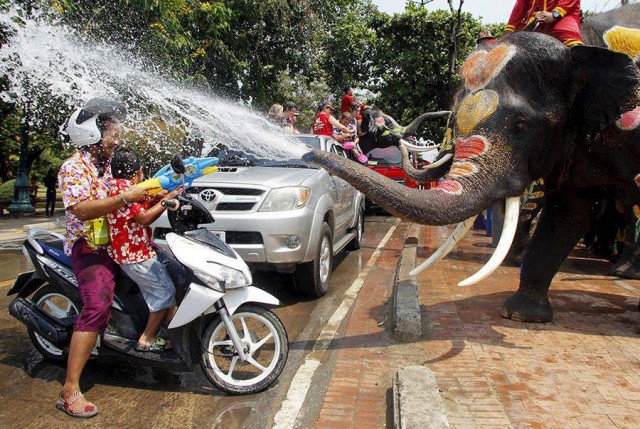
[259,187,310,212]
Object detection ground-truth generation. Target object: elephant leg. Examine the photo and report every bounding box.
[501,190,598,323]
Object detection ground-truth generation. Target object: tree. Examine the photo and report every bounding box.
[367,4,483,139]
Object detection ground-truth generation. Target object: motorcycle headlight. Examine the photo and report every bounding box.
[259,187,310,212]
[205,262,250,289]
[191,267,225,292]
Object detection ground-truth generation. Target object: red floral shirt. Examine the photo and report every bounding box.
[107,178,155,264]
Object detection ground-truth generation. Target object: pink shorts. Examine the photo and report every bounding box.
[71,239,118,332]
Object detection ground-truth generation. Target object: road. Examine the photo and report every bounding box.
[0,214,399,428]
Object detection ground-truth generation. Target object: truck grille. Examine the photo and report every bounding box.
[217,202,256,211]
[154,228,263,245]
[189,186,266,212]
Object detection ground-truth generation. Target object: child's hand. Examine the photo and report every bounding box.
[166,189,182,200]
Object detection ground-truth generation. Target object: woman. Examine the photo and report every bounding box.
[56,98,149,418]
[312,101,350,136]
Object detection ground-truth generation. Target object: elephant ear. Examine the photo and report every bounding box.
[570,45,640,131]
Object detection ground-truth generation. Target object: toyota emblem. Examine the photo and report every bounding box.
[199,189,218,202]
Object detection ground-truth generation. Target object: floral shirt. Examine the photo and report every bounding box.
[107,178,155,265]
[333,123,357,144]
[58,150,112,255]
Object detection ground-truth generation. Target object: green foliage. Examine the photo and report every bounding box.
[368,7,484,139]
[0,179,16,202]
[1,0,504,171]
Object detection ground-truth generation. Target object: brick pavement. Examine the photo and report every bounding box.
[317,222,640,428]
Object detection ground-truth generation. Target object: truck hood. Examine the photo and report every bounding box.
[193,166,319,188]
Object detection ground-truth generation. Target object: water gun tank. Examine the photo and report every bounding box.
[136,157,219,194]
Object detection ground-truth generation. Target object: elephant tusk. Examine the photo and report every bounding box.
[399,138,440,153]
[458,196,520,287]
[422,153,453,170]
[409,217,475,276]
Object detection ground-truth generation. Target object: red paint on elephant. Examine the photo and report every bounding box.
[634,173,640,187]
[435,179,462,195]
[454,136,490,160]
[617,106,640,130]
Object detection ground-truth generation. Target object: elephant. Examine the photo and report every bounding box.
[357,107,450,155]
[303,28,640,323]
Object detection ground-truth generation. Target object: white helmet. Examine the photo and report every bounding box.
[63,98,127,148]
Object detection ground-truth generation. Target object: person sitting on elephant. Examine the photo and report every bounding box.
[504,0,583,47]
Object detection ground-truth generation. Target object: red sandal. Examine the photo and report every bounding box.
[56,391,98,418]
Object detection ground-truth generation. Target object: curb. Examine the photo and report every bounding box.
[392,223,421,341]
[393,366,450,429]
[392,224,450,428]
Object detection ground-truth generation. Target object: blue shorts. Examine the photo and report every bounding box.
[121,256,176,312]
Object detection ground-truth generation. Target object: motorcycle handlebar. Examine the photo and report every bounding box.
[162,199,179,210]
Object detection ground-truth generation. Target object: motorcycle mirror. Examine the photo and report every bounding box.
[171,154,186,174]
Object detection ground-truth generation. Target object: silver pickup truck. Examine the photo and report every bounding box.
[152,134,365,298]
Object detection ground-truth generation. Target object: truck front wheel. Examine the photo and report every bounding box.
[293,222,333,298]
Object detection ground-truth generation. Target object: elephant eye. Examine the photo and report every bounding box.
[514,118,530,133]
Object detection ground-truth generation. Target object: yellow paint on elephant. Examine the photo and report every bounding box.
[603,26,640,59]
[448,162,478,178]
[633,205,640,219]
[456,90,499,135]
[461,44,516,93]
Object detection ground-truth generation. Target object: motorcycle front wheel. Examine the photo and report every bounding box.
[201,304,288,395]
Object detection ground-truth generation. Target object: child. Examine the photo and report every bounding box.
[332,112,367,164]
[107,148,180,353]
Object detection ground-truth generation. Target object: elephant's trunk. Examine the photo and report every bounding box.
[402,111,451,138]
[303,149,497,226]
[398,143,452,183]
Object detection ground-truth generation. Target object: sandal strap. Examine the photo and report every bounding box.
[65,391,84,407]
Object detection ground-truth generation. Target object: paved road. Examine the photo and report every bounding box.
[0,215,397,428]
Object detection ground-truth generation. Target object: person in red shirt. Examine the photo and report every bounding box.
[312,101,351,136]
[504,0,583,47]
[107,148,180,353]
[341,86,355,114]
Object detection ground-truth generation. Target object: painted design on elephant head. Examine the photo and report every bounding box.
[461,44,516,93]
[448,162,478,178]
[634,173,640,187]
[453,135,491,161]
[456,90,499,135]
[617,106,640,130]
[603,26,640,59]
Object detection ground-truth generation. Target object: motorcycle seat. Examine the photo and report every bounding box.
[39,239,72,267]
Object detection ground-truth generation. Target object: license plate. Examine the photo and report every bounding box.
[211,231,226,242]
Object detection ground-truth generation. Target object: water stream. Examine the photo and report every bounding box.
[0,7,308,160]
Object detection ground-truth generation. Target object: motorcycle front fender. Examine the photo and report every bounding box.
[220,286,281,316]
[169,283,224,329]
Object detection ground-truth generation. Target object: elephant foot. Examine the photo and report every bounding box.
[500,290,553,323]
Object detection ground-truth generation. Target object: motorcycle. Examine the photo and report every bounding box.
[7,155,288,395]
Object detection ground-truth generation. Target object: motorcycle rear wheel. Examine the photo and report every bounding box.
[27,285,80,362]
[201,304,288,395]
